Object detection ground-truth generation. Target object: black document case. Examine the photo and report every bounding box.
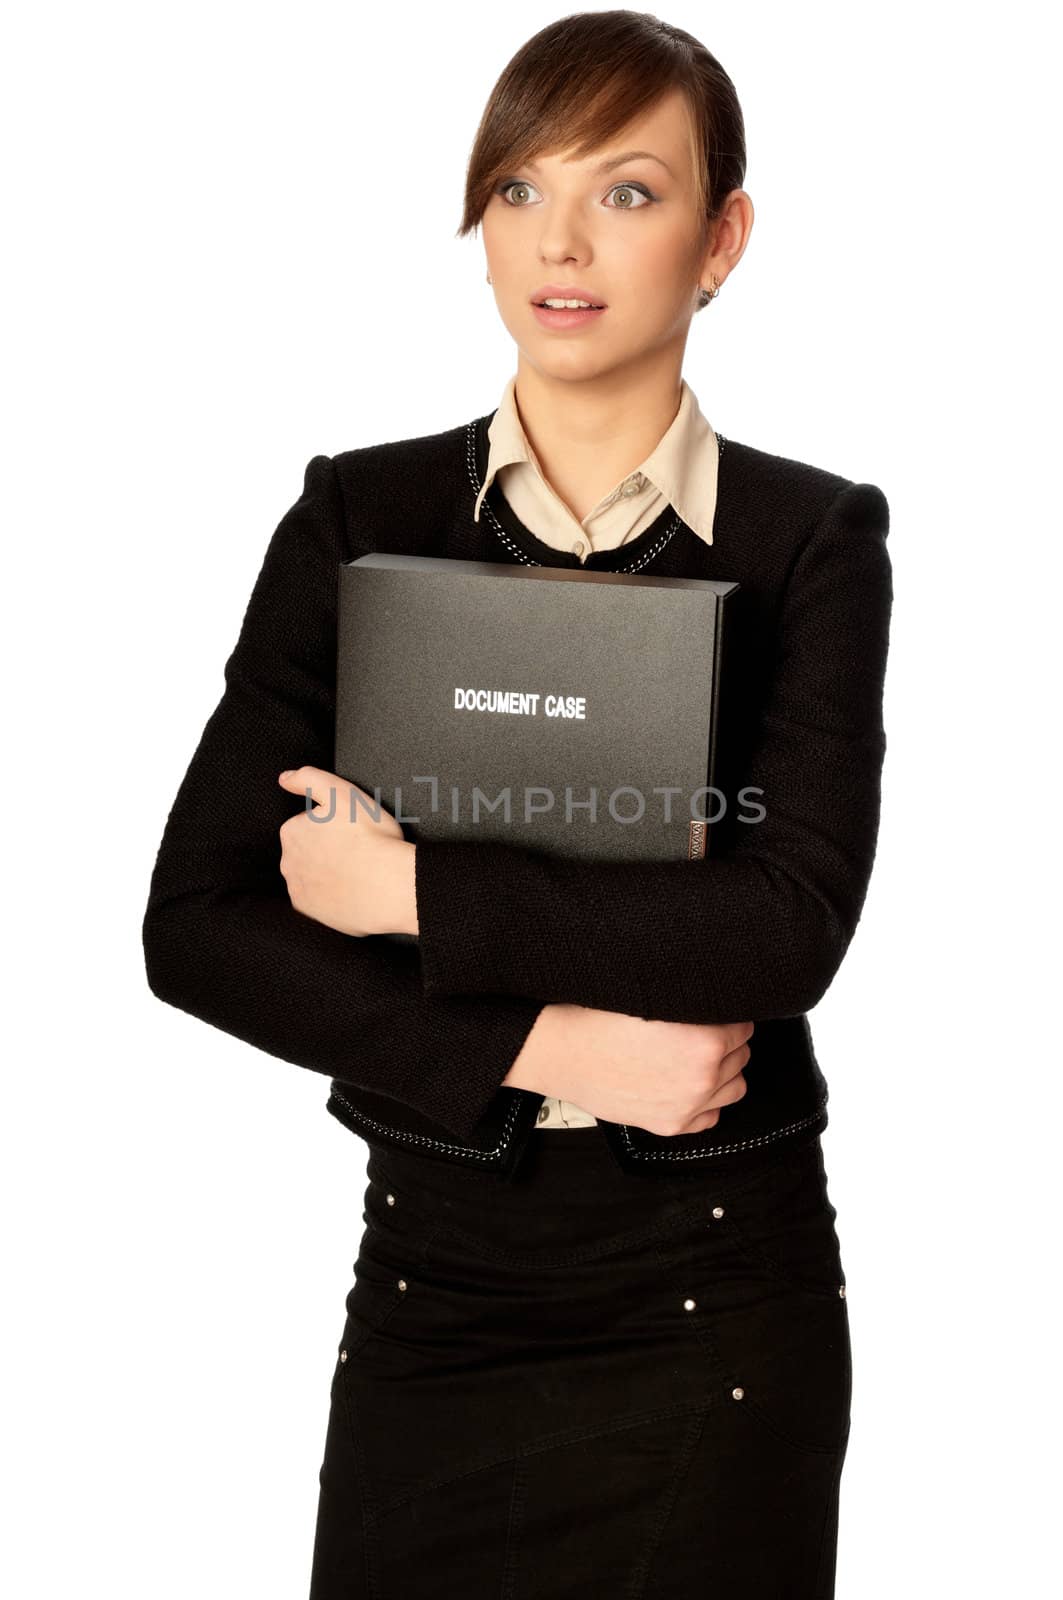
[335,553,737,889]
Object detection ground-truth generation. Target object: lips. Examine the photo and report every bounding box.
[530,284,607,308]
[531,301,608,331]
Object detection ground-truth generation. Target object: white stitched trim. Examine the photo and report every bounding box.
[618,1104,827,1160]
[328,1085,522,1161]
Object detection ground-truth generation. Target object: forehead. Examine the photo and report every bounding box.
[525,85,693,174]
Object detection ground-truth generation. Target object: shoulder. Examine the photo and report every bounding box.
[722,435,889,539]
[331,415,472,482]
[327,417,477,554]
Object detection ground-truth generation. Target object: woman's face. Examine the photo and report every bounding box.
[480,85,724,384]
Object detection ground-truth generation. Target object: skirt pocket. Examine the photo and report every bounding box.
[651,1139,852,1457]
[710,1135,848,1298]
[337,1170,442,1366]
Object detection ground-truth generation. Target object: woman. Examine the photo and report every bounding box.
[143,12,892,1597]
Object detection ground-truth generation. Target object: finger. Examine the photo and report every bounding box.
[686,1109,721,1133]
[717,1039,752,1087]
[277,765,348,810]
[705,1068,748,1112]
[278,767,395,827]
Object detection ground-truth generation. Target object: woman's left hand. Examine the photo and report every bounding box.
[276,766,418,937]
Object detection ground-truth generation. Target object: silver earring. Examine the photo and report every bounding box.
[698,274,720,308]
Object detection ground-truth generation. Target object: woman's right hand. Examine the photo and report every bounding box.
[502,1004,752,1136]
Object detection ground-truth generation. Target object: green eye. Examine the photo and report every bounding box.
[498,180,539,206]
[494,178,655,208]
[606,183,653,208]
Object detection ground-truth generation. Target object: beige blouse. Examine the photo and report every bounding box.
[474,374,723,1128]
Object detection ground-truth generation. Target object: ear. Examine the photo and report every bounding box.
[700,188,756,285]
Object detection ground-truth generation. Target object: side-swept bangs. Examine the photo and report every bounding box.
[457,10,746,240]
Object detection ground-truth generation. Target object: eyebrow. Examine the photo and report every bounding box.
[525,149,675,179]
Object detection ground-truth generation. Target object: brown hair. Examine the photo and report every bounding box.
[457,10,746,244]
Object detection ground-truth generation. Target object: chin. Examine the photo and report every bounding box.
[524,345,625,385]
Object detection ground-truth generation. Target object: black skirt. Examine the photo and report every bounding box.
[308,1124,852,1599]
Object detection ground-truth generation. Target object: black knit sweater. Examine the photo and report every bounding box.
[142,411,892,1172]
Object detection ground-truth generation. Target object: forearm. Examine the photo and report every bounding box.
[143,880,543,1139]
[414,840,853,1023]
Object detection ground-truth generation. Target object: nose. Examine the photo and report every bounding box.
[535,197,593,268]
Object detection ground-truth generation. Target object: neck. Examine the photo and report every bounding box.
[511,345,688,522]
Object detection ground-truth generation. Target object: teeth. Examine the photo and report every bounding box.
[542,298,598,309]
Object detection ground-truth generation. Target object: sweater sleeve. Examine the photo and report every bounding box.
[413,479,893,1024]
[141,454,544,1141]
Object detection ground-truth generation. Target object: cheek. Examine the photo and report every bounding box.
[601,226,693,307]
[481,211,521,271]
[640,229,695,295]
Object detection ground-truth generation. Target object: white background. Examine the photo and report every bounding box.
[4,2,1059,1594]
